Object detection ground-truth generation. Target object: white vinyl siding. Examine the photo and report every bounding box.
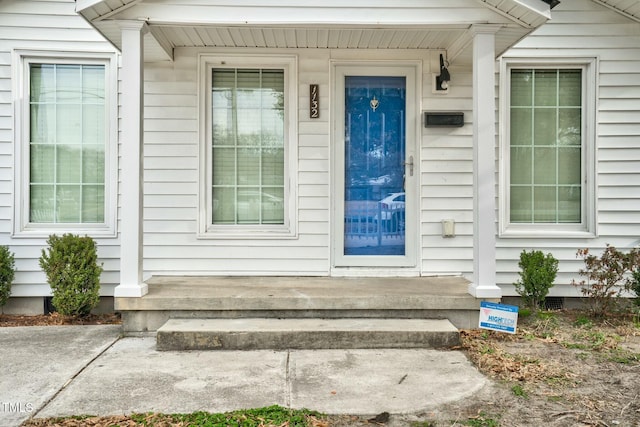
[498,0,640,296]
[145,48,458,277]
[421,63,475,276]
[0,0,119,296]
[145,49,323,275]
[144,48,477,278]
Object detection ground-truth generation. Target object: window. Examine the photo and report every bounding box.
[199,55,297,237]
[500,58,596,237]
[212,68,285,225]
[14,52,116,236]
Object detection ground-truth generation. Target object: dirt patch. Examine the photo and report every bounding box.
[0,312,121,327]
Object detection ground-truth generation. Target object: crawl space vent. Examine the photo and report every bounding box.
[544,297,564,310]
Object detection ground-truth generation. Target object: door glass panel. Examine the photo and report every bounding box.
[344,76,406,256]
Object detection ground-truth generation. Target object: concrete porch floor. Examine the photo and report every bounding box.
[116,275,491,333]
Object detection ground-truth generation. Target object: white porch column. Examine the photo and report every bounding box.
[469,26,502,299]
[115,21,148,297]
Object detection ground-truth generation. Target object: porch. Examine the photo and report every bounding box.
[72,1,556,304]
[116,276,496,348]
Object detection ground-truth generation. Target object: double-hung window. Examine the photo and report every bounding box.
[14,52,116,236]
[199,55,297,237]
[500,58,596,237]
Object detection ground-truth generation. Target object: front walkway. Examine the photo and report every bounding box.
[0,325,488,425]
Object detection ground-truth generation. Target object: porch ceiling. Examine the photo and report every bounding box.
[76,0,554,63]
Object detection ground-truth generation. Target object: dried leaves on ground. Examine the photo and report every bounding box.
[447,310,640,427]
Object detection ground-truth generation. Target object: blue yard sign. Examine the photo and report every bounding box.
[479,301,519,334]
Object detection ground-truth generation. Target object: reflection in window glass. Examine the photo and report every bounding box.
[211,68,285,225]
[509,69,582,224]
[29,63,106,224]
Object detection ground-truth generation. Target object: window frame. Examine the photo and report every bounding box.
[12,50,118,238]
[198,54,298,239]
[499,57,597,238]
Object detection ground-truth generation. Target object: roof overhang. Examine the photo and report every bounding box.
[76,0,556,63]
[591,0,640,23]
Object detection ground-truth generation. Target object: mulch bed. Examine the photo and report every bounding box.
[0,312,121,327]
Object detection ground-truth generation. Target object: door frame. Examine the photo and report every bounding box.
[331,61,421,271]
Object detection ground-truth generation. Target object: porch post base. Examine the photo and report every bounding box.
[114,283,149,298]
[467,282,502,299]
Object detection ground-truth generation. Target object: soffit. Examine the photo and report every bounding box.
[592,0,640,22]
[76,0,553,62]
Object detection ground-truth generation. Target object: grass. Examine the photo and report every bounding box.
[599,348,640,364]
[524,310,559,339]
[137,406,325,427]
[463,411,501,427]
[510,384,528,399]
[573,315,594,328]
[25,406,326,427]
[559,320,639,364]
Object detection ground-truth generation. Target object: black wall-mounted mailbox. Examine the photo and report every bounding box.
[424,111,464,128]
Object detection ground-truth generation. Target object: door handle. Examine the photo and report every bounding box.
[404,155,414,177]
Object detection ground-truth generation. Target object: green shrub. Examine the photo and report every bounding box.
[39,234,103,316]
[573,245,640,316]
[514,250,558,311]
[0,246,16,307]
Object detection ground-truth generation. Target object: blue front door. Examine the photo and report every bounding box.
[344,76,406,256]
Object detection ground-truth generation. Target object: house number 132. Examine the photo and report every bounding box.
[310,84,319,118]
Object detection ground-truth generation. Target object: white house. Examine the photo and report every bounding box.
[1,0,639,327]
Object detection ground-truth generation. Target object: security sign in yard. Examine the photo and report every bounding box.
[479,301,519,334]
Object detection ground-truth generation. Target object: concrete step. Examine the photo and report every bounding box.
[118,276,491,333]
[156,318,460,351]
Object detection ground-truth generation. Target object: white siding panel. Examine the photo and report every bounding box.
[423,211,473,223]
[420,65,475,277]
[299,196,329,210]
[142,49,331,276]
[145,131,198,144]
[144,182,196,195]
[145,156,196,170]
[145,169,198,183]
[145,106,198,120]
[599,186,640,198]
[145,143,199,157]
[0,27,105,43]
[299,172,328,185]
[145,194,197,208]
[299,209,329,222]
[144,258,326,275]
[499,0,640,294]
[0,0,119,297]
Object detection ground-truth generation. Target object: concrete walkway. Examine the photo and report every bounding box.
[0,325,488,427]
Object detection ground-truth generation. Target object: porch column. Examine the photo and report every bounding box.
[115,21,148,298]
[469,25,502,299]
